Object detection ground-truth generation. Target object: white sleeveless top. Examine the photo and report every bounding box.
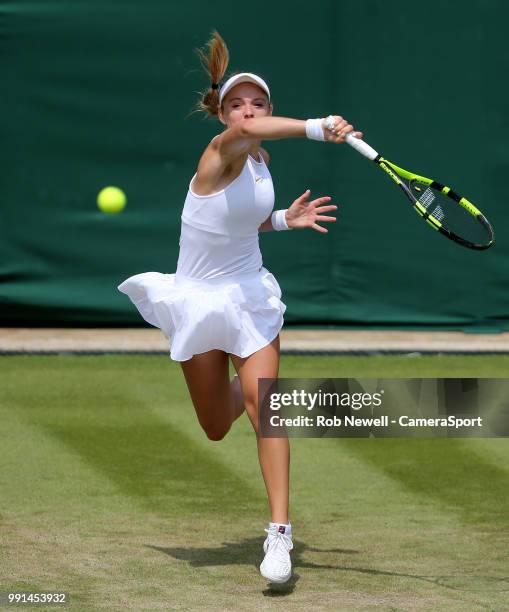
[176,142,275,279]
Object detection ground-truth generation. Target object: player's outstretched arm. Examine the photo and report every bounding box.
[240,115,363,143]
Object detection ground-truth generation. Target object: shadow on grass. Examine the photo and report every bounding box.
[147,538,509,595]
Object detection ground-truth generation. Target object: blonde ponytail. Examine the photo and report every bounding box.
[190,29,230,118]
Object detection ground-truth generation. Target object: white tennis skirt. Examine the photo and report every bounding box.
[117,266,286,362]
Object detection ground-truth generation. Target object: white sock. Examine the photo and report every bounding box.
[269,521,292,537]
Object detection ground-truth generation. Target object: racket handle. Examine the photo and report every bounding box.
[345,132,379,161]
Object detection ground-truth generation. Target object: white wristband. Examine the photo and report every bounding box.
[305,118,326,141]
[271,209,292,231]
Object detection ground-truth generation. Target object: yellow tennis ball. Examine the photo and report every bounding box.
[97,186,126,214]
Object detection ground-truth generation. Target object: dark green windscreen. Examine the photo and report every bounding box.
[1,1,507,329]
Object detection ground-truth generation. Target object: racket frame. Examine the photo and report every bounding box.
[376,157,494,250]
[343,132,494,250]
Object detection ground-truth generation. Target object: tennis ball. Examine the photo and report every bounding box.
[97,186,126,214]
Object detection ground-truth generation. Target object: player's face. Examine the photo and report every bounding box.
[219,83,272,127]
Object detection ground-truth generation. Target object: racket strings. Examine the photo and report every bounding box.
[417,187,444,222]
[432,206,445,222]
[409,180,486,244]
[419,188,435,209]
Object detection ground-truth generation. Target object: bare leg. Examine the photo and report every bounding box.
[230,335,289,524]
[180,349,245,441]
[230,372,246,422]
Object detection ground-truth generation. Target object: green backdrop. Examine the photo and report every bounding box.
[1,1,507,329]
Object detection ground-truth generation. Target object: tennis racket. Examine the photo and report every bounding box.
[342,132,495,250]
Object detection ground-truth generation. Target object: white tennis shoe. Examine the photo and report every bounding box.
[260,524,293,583]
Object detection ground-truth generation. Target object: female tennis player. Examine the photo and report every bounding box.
[118,30,362,584]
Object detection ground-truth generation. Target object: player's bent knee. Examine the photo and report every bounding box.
[204,426,230,442]
[196,403,233,441]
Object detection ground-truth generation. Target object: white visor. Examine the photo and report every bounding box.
[219,72,271,106]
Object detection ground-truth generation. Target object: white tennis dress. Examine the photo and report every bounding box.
[117,140,286,361]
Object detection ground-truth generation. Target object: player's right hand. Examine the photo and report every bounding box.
[323,115,363,143]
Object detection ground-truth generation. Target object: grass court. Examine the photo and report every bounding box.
[2,354,508,610]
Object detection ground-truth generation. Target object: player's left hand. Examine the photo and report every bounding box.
[286,190,338,233]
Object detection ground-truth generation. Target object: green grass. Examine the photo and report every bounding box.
[1,355,508,611]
